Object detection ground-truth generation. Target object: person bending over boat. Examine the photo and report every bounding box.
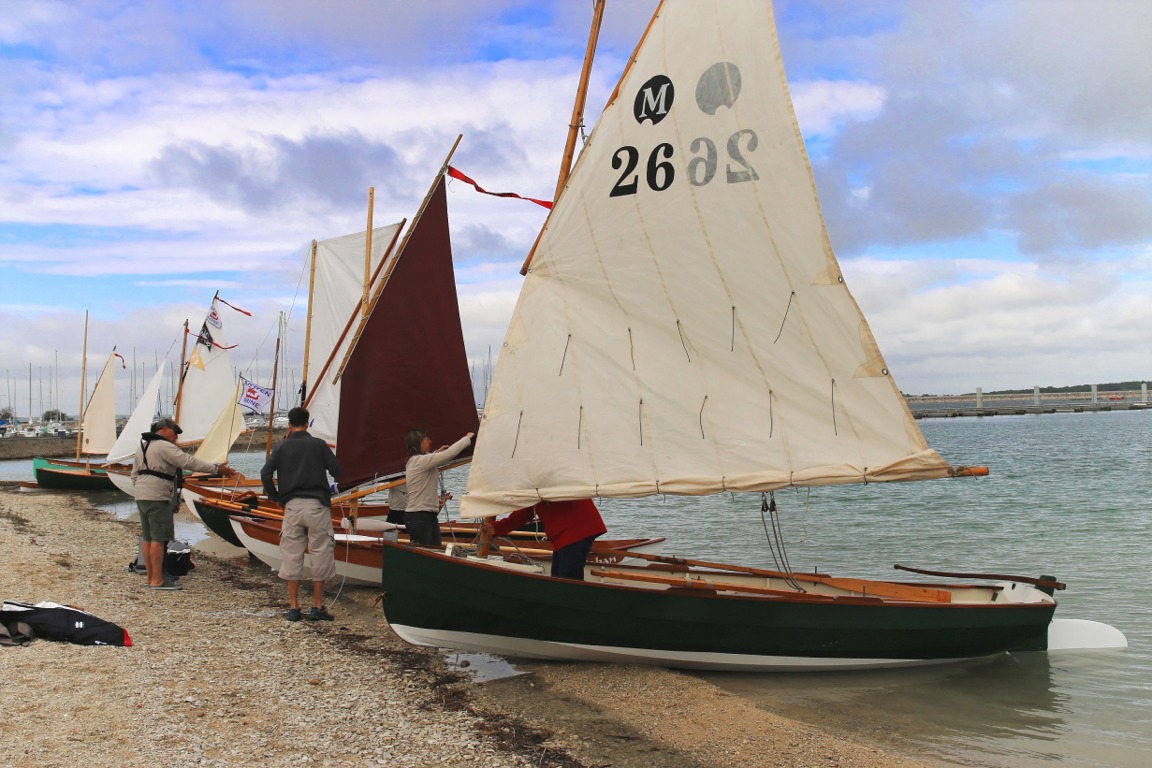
[132,417,237,591]
[261,406,342,622]
[481,500,607,581]
[403,428,474,547]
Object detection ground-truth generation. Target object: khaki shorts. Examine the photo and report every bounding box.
[278,498,335,582]
[138,499,175,542]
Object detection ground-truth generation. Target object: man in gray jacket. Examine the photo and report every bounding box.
[132,417,236,590]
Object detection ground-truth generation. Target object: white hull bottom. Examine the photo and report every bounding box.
[389,618,1128,672]
[230,519,381,587]
[387,624,982,672]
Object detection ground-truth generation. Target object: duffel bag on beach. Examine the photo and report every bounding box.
[128,538,194,579]
[0,600,131,647]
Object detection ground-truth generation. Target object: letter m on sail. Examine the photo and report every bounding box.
[639,84,670,119]
[634,75,674,125]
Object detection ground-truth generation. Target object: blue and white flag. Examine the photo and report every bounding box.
[238,377,273,413]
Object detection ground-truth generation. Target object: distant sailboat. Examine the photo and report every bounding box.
[33,312,128,491]
[376,0,1124,670]
[106,294,250,497]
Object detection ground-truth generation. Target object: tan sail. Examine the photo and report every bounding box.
[462,0,953,518]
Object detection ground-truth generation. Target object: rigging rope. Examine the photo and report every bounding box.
[759,491,805,592]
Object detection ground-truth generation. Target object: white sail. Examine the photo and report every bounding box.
[107,357,167,464]
[194,380,246,464]
[462,0,953,518]
[176,298,244,448]
[305,223,403,445]
[79,350,120,455]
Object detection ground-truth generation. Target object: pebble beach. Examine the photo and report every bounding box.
[0,486,933,768]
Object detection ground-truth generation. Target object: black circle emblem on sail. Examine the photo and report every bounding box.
[633,75,674,125]
[695,62,742,115]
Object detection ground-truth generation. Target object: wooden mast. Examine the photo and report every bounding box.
[519,0,606,276]
[174,318,190,425]
[265,314,282,459]
[363,188,375,320]
[300,239,318,405]
[75,310,89,459]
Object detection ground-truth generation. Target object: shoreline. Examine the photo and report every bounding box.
[0,488,934,768]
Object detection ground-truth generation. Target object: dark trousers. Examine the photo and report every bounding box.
[404,510,441,547]
[550,536,596,580]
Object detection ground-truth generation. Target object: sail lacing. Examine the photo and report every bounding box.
[559,334,572,375]
[761,492,805,592]
[773,291,795,343]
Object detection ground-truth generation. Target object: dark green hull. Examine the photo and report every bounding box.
[191,498,248,547]
[32,457,117,492]
[380,541,1056,671]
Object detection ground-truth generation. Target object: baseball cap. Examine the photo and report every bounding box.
[151,417,183,435]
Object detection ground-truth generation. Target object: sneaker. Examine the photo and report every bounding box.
[151,581,182,591]
[306,607,334,622]
[286,608,302,622]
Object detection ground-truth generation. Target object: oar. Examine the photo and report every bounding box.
[589,568,837,601]
[894,564,1066,591]
[620,551,951,602]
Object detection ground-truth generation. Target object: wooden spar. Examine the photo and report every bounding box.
[363,187,374,320]
[894,564,1066,591]
[553,0,605,202]
[618,551,952,603]
[75,310,89,459]
[334,456,471,502]
[519,0,662,276]
[174,318,190,425]
[334,134,463,383]
[300,239,318,404]
[264,319,281,459]
[954,466,990,477]
[301,221,404,407]
[590,568,839,601]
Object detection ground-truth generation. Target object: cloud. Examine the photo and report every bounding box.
[150,131,412,214]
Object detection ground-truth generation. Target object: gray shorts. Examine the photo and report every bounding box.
[278,498,336,582]
[138,499,175,542]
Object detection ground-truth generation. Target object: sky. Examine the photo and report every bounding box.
[1,0,1150,422]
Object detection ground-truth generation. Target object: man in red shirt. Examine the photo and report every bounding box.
[481,499,606,580]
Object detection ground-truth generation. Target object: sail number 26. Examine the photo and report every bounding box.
[609,129,760,197]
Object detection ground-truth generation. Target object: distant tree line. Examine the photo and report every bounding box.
[986,381,1148,395]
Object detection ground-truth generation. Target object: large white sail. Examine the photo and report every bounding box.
[80,350,120,455]
[462,0,953,518]
[305,223,402,445]
[194,380,246,464]
[106,356,167,465]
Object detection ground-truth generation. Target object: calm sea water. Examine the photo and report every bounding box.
[3,410,1149,766]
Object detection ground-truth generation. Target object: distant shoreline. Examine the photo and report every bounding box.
[0,428,288,461]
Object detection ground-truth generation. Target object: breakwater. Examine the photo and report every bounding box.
[908,388,1152,418]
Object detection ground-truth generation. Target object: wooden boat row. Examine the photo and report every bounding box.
[229,514,666,587]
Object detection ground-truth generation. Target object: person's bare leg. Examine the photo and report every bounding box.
[287,579,300,610]
[311,580,325,610]
[144,541,165,586]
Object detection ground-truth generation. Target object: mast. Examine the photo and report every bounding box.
[555,0,605,201]
[75,310,88,459]
[265,314,282,459]
[300,239,318,406]
[521,0,606,276]
[174,318,190,423]
[363,188,374,320]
